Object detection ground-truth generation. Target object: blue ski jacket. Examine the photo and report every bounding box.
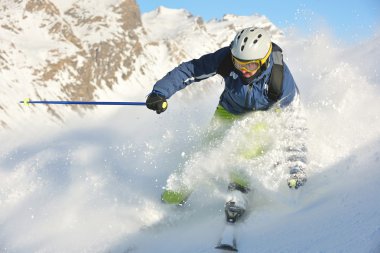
[152,46,298,114]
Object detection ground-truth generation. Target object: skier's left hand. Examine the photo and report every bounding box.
[287,166,307,189]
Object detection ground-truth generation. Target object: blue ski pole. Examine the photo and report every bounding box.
[20,98,146,106]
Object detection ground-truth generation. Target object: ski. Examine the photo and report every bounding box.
[215,183,249,252]
[215,223,238,252]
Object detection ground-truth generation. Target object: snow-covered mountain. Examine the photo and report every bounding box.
[1,3,380,253]
[0,0,141,129]
[0,3,283,131]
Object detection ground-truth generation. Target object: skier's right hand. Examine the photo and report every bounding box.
[146,92,167,114]
[287,166,307,189]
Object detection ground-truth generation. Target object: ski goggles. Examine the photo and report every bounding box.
[232,57,261,72]
[231,43,273,72]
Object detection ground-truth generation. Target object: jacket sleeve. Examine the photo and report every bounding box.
[277,63,308,172]
[280,96,308,174]
[152,47,230,98]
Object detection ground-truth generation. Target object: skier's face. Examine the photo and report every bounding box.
[240,68,259,78]
[232,56,260,78]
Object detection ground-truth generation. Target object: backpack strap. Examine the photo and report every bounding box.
[267,43,284,101]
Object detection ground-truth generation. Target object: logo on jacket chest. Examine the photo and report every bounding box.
[264,83,269,91]
[229,71,239,80]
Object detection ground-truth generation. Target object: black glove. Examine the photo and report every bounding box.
[287,166,307,189]
[146,93,168,114]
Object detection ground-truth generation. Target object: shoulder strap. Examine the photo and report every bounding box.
[267,43,284,101]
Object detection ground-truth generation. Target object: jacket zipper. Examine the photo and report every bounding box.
[245,83,254,110]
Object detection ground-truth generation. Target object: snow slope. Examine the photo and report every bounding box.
[1,7,380,253]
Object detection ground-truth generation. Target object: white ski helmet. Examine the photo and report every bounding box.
[231,27,272,63]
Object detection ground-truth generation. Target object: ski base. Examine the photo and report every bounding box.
[215,244,238,252]
[215,223,238,252]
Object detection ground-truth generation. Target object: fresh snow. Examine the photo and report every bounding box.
[1,7,380,253]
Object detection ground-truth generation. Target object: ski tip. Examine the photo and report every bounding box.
[215,244,238,252]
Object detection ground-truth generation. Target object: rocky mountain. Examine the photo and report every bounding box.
[0,2,282,130]
[1,0,142,128]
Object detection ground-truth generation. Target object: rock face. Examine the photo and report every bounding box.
[0,0,142,126]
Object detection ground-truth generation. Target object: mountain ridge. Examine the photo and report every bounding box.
[1,0,142,129]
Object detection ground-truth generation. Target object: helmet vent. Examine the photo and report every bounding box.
[231,27,271,60]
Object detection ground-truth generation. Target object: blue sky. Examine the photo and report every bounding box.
[137,0,380,43]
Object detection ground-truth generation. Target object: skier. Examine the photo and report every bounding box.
[146,27,307,224]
